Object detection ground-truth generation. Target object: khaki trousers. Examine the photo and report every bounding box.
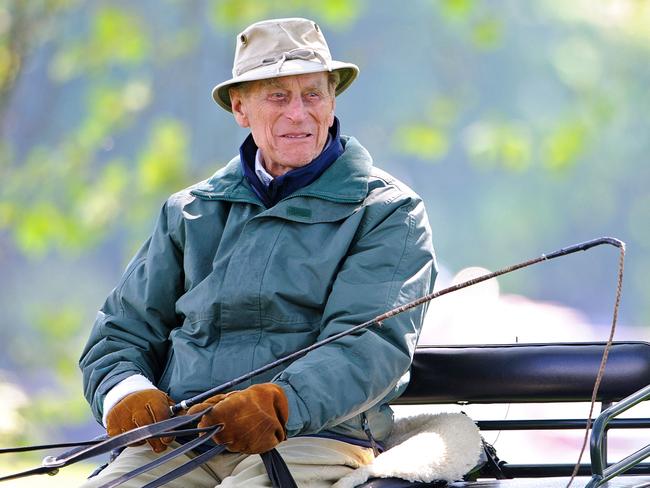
[80,437,374,487]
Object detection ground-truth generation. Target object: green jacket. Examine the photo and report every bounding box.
[80,136,436,441]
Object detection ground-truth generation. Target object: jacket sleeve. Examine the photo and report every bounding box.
[79,200,184,423]
[274,193,436,437]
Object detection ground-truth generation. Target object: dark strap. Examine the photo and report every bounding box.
[116,445,297,488]
[261,449,299,488]
[0,427,214,457]
[0,408,213,483]
[132,446,297,488]
[0,438,100,455]
[97,425,222,488]
[47,406,213,468]
[141,444,226,488]
[0,465,57,482]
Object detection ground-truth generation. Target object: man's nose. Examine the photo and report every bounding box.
[285,96,307,122]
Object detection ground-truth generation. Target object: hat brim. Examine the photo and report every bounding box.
[212,59,359,112]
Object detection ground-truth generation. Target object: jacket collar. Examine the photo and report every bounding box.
[190,135,371,207]
[240,118,344,207]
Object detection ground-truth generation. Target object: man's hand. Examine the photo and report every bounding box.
[186,383,288,454]
[105,389,175,453]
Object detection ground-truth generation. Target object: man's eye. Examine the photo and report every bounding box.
[303,93,323,104]
[269,93,286,101]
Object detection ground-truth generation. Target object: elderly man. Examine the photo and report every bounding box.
[80,17,436,487]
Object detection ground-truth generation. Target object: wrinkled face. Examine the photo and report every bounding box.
[230,72,335,177]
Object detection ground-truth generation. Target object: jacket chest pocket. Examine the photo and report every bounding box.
[257,219,358,327]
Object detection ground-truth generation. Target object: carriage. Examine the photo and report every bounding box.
[360,341,650,487]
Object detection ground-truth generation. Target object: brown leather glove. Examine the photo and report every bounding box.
[105,389,175,453]
[186,383,289,454]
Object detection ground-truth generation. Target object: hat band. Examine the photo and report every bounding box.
[237,48,332,76]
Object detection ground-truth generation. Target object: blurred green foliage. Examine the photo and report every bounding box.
[0,0,649,452]
[211,0,363,28]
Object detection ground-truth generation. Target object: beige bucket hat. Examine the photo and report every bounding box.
[213,17,359,112]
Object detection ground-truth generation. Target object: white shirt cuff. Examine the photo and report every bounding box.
[101,374,157,427]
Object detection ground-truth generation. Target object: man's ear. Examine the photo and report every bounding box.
[328,96,336,127]
[230,87,250,128]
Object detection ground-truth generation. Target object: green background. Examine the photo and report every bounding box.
[0,0,648,472]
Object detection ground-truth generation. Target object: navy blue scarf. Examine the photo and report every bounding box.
[240,117,344,207]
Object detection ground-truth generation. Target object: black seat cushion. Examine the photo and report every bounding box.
[397,342,650,404]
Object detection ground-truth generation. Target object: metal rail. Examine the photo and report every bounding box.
[586,383,650,488]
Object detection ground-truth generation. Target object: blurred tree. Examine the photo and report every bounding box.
[0,1,78,117]
[390,0,650,325]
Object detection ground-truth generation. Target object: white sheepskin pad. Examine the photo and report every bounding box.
[332,412,482,487]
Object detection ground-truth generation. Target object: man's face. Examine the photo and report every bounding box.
[230,72,335,177]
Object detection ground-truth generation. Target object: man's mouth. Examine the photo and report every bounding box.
[281,133,311,139]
